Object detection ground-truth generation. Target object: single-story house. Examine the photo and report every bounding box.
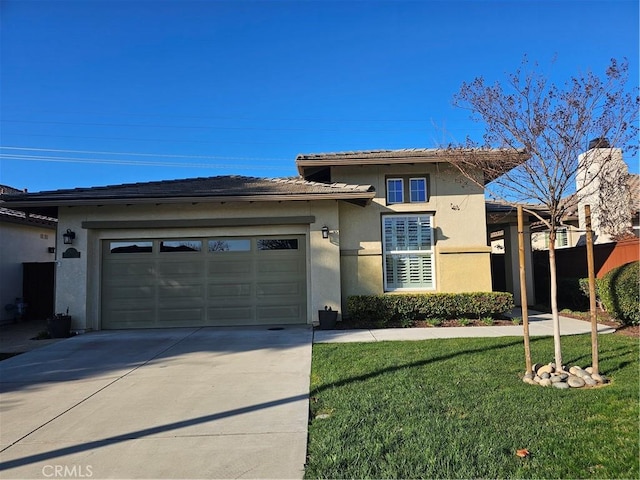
[1,148,527,331]
[0,185,57,324]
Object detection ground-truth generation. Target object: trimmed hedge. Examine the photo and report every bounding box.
[347,292,515,327]
[597,261,639,326]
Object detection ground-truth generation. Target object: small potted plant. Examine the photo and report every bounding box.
[318,306,338,330]
[47,308,72,338]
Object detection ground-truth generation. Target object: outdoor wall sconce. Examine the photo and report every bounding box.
[321,226,330,239]
[62,229,76,245]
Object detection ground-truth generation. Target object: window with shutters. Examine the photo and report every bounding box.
[382,214,435,291]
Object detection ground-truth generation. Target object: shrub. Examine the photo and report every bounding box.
[347,292,514,327]
[426,318,443,327]
[480,316,494,326]
[597,261,640,325]
[557,277,589,310]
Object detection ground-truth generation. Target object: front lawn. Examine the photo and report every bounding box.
[306,335,639,479]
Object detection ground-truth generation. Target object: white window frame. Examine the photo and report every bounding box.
[382,214,435,291]
[409,177,427,203]
[386,178,404,204]
[544,228,569,249]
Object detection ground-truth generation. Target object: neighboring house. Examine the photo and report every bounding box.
[0,185,57,324]
[530,145,639,251]
[487,145,638,304]
[1,148,526,332]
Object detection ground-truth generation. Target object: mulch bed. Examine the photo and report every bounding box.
[330,312,639,338]
[331,317,518,330]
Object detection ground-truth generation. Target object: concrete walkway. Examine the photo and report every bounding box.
[313,310,617,343]
[0,326,312,479]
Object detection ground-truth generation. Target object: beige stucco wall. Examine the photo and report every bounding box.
[55,200,342,331]
[333,163,492,312]
[0,221,56,322]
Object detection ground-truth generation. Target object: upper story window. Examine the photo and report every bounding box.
[409,178,427,202]
[386,176,429,205]
[386,178,404,204]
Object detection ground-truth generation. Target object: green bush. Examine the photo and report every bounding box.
[346,292,514,327]
[556,277,589,310]
[597,261,640,325]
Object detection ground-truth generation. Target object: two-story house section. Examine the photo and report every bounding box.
[296,149,526,312]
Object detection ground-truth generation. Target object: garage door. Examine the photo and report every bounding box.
[101,236,306,329]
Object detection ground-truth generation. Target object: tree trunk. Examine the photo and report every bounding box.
[548,236,563,369]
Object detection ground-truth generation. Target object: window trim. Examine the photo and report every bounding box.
[409,177,427,203]
[381,214,436,292]
[544,228,569,249]
[386,178,404,204]
[385,175,430,205]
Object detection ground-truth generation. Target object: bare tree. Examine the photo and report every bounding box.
[449,57,638,369]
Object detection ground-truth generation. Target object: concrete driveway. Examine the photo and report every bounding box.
[0,326,313,479]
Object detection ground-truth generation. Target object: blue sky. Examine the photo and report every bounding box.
[1,0,638,192]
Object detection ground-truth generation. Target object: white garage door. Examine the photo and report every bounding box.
[101,236,306,329]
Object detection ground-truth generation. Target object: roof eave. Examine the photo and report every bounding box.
[3,192,376,209]
[296,149,530,176]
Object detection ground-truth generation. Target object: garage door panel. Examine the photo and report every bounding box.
[208,259,252,274]
[256,259,303,275]
[102,235,306,328]
[257,305,302,323]
[207,306,255,325]
[158,283,205,298]
[105,285,155,300]
[104,261,155,276]
[104,309,156,328]
[208,284,253,301]
[256,281,303,297]
[157,261,204,276]
[157,308,204,325]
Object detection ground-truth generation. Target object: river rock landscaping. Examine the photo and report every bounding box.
[522,362,610,389]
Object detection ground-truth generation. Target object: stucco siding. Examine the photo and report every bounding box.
[56,201,342,331]
[437,250,492,292]
[334,163,491,299]
[0,222,56,323]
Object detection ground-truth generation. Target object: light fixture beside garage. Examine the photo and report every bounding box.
[321,226,330,239]
[62,229,76,245]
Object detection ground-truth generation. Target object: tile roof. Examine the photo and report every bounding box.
[0,175,375,213]
[296,148,442,160]
[296,147,528,161]
[0,185,57,227]
[295,148,530,183]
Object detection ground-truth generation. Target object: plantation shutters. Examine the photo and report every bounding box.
[383,215,434,291]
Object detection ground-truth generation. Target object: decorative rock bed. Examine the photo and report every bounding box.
[522,362,610,389]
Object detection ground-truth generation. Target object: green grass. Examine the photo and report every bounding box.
[306,335,639,479]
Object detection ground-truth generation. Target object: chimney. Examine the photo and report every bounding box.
[587,137,610,150]
[577,143,631,243]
